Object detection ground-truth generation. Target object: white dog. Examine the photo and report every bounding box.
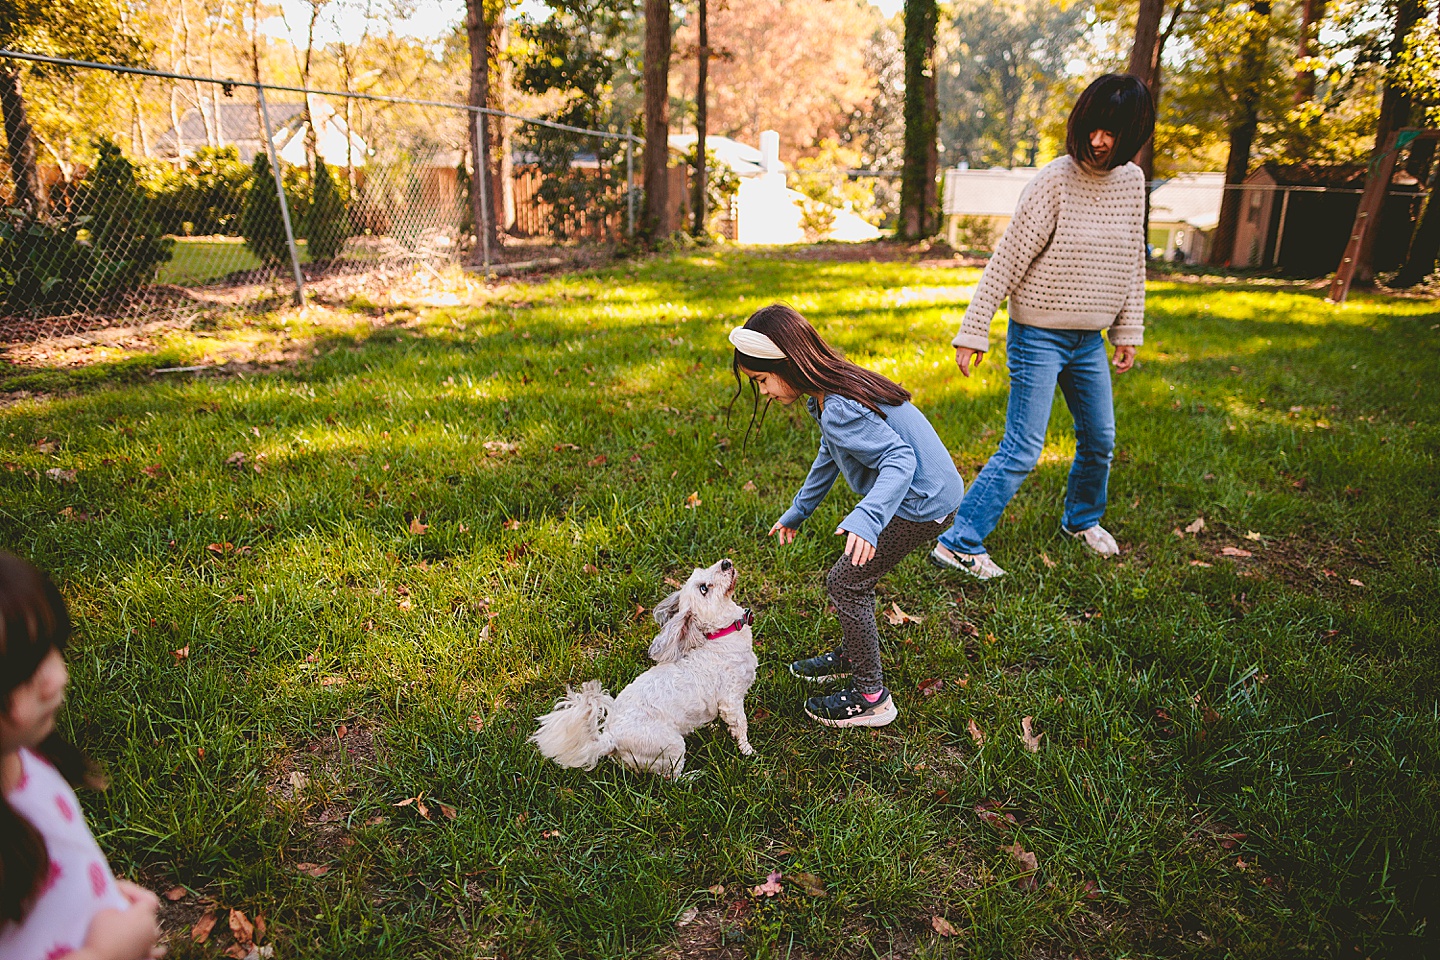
[530,558,758,778]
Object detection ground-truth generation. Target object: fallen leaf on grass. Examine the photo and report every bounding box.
[917,678,944,697]
[586,454,607,467]
[884,602,923,626]
[164,885,187,901]
[676,906,699,927]
[226,451,246,467]
[228,909,254,946]
[172,645,190,661]
[206,542,234,554]
[967,718,985,746]
[483,440,519,455]
[1189,560,1212,567]
[742,480,758,492]
[749,706,771,723]
[503,518,522,530]
[1003,844,1040,890]
[1185,517,1205,535]
[633,603,647,620]
[191,913,218,943]
[1244,530,1263,541]
[34,439,57,454]
[142,463,163,477]
[45,467,77,483]
[438,802,458,820]
[582,563,600,574]
[1348,578,1365,587]
[1040,552,1056,568]
[295,862,330,877]
[1020,716,1042,753]
[1221,546,1252,558]
[664,576,684,588]
[467,714,485,732]
[684,491,702,509]
[751,871,783,897]
[408,517,429,535]
[318,676,346,687]
[1081,879,1101,900]
[790,872,827,897]
[289,771,308,792]
[931,915,960,937]
[395,794,431,819]
[397,597,413,611]
[554,442,580,451]
[974,800,1017,830]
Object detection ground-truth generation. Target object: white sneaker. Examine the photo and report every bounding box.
[930,546,1007,580]
[1066,523,1120,557]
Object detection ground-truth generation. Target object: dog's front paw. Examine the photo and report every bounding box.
[739,742,756,756]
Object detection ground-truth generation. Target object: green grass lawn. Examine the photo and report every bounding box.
[158,236,311,286]
[1,250,1437,958]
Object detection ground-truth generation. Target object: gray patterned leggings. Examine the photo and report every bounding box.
[825,512,954,694]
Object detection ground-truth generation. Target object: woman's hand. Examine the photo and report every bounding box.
[954,347,985,377]
[78,884,164,960]
[768,521,798,545]
[1112,344,1136,373]
[836,528,876,566]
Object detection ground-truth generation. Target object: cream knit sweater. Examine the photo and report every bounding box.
[951,156,1147,353]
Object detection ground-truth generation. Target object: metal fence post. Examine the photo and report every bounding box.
[256,83,306,306]
[474,108,492,275]
[626,138,635,237]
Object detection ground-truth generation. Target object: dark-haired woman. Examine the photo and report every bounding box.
[931,73,1155,580]
[1,552,164,960]
[730,305,964,728]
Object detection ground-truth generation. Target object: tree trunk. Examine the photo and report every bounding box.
[1127,0,1178,237]
[899,0,938,238]
[924,56,938,226]
[490,9,514,234]
[642,0,672,239]
[1294,0,1325,104]
[0,63,47,217]
[1353,0,1424,283]
[1208,0,1271,267]
[691,0,708,237]
[466,0,498,258]
[1394,154,1440,287]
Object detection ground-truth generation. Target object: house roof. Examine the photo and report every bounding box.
[668,134,776,176]
[941,167,1039,217]
[1248,161,1421,189]
[154,102,306,155]
[1149,172,1226,230]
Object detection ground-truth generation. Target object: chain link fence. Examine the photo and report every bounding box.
[0,51,638,343]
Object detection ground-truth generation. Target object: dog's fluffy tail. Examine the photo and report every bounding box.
[530,680,615,770]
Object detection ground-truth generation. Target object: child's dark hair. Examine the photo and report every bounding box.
[0,551,94,927]
[728,304,911,446]
[1066,73,1155,171]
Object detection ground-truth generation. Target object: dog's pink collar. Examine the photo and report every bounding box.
[705,608,753,641]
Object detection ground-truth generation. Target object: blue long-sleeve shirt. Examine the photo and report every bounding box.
[776,395,965,546]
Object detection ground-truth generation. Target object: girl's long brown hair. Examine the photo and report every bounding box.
[0,552,93,928]
[728,304,910,446]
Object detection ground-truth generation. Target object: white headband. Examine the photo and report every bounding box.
[728,327,786,360]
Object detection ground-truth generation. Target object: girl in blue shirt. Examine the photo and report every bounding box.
[730,304,964,728]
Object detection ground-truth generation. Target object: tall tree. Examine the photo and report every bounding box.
[1293,0,1326,103]
[1352,0,1426,283]
[899,0,938,237]
[1127,0,1184,192]
[1207,0,1273,266]
[691,0,708,236]
[642,0,672,238]
[465,0,506,258]
[0,0,139,216]
[1392,8,1440,286]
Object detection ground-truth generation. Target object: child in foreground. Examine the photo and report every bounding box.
[730,305,964,728]
[0,551,164,960]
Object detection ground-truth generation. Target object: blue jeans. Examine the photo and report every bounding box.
[938,322,1116,556]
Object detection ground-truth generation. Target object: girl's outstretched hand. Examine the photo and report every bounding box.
[768,521,798,545]
[1112,344,1136,373]
[954,347,985,377]
[836,528,876,566]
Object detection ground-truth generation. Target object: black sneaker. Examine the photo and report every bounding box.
[788,649,851,683]
[804,687,898,728]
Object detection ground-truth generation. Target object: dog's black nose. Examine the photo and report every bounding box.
[720,558,733,571]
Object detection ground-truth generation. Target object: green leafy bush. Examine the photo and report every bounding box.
[0,138,172,312]
[145,146,250,236]
[306,160,350,262]
[240,153,292,267]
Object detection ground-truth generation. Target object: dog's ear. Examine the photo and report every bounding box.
[652,590,682,625]
[649,609,705,663]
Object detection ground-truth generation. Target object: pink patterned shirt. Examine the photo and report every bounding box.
[0,748,129,960]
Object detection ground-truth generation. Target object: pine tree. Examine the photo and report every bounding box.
[307,160,348,263]
[240,153,291,267]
